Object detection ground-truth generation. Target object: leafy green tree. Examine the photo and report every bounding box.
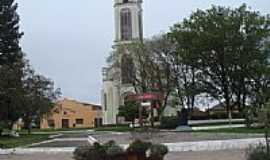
[141,37,176,117]
[118,102,139,125]
[22,65,61,134]
[124,38,176,118]
[169,4,270,120]
[258,102,270,156]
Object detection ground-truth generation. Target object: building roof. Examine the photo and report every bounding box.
[57,98,102,109]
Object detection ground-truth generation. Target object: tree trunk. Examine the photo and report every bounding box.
[150,106,154,128]
[265,112,270,156]
[224,91,232,125]
[27,124,32,134]
[139,104,143,128]
[24,118,32,134]
[158,91,170,121]
[132,120,135,128]
[265,126,269,156]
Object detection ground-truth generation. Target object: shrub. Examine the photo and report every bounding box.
[0,121,8,135]
[247,144,270,160]
[73,144,105,160]
[190,114,208,120]
[105,141,125,157]
[74,140,169,160]
[127,139,152,154]
[160,116,179,129]
[149,144,168,158]
[208,112,244,119]
[73,141,124,160]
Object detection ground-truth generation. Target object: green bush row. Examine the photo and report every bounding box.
[160,116,179,129]
[74,140,168,160]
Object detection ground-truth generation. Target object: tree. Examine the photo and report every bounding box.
[169,4,270,120]
[118,102,139,125]
[0,65,25,130]
[258,102,270,156]
[145,35,177,116]
[123,38,176,118]
[0,0,25,131]
[0,0,23,65]
[120,35,202,119]
[249,40,270,109]
[0,1,61,135]
[22,64,61,134]
[158,34,202,113]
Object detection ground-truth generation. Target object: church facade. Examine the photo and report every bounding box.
[101,0,143,124]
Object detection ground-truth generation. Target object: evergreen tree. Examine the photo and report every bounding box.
[0,0,25,130]
[0,0,23,65]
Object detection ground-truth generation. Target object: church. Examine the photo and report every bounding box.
[101,0,143,125]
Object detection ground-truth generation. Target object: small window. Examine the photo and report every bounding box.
[104,94,107,111]
[48,120,55,128]
[123,0,128,3]
[76,119,84,125]
[92,106,101,111]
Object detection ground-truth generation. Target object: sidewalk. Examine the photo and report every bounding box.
[0,150,246,160]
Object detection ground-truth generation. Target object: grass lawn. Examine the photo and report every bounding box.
[197,127,270,134]
[18,127,94,134]
[95,125,134,132]
[0,134,50,149]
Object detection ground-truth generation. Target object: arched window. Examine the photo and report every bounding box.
[120,8,132,41]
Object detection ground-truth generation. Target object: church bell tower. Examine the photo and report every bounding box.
[102,0,143,125]
[114,0,143,44]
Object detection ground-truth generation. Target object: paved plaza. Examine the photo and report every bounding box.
[28,131,263,148]
[0,131,259,160]
[0,150,247,160]
[91,131,262,144]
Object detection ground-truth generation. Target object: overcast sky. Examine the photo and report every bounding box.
[16,0,269,104]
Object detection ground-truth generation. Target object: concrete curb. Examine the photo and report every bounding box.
[28,138,89,147]
[0,147,75,155]
[188,119,245,125]
[0,138,265,155]
[192,124,246,131]
[164,138,265,152]
[27,129,94,135]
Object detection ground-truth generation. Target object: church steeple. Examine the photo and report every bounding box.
[114,0,143,44]
[101,0,144,125]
